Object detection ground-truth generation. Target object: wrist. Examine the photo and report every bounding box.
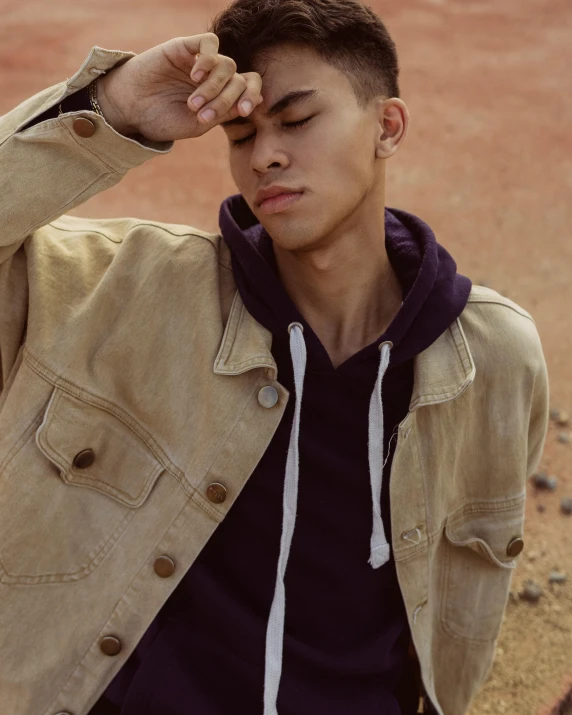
[96,70,138,138]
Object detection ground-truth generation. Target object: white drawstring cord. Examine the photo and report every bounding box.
[368,341,393,568]
[263,322,306,715]
[263,329,392,713]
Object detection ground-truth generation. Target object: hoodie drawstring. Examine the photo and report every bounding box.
[367,340,393,568]
[263,324,393,714]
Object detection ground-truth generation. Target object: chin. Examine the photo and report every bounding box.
[262,223,320,252]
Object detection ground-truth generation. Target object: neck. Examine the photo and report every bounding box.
[273,195,403,369]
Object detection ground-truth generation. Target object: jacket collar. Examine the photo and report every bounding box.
[214,290,476,410]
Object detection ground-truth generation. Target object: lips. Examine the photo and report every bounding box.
[257,191,304,215]
[255,185,304,207]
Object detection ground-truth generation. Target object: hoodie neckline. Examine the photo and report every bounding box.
[218,193,472,376]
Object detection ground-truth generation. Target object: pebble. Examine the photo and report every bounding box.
[520,580,543,602]
[550,407,561,420]
[532,472,558,490]
[557,432,571,444]
[561,498,572,515]
[537,504,546,513]
[549,571,567,584]
[556,410,569,427]
[532,472,549,488]
[527,550,538,561]
[508,590,520,603]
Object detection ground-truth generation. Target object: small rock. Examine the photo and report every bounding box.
[508,590,520,603]
[532,472,549,488]
[547,475,558,490]
[561,498,572,515]
[556,410,570,427]
[537,504,546,513]
[549,571,567,584]
[557,432,571,444]
[520,580,543,602]
[550,407,561,420]
[527,550,538,561]
[532,473,558,490]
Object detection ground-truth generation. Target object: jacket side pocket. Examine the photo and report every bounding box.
[439,494,525,643]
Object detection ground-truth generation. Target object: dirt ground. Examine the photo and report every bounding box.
[1,0,571,713]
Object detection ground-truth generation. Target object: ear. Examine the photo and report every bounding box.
[375,98,410,159]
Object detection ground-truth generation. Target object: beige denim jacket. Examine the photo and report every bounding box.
[0,47,549,715]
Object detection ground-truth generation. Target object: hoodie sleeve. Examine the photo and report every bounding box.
[0,46,174,395]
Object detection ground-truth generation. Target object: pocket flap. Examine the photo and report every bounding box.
[36,388,165,507]
[445,497,526,569]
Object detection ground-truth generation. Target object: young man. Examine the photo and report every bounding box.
[0,1,549,714]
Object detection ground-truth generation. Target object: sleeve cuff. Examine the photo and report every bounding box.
[19,46,174,170]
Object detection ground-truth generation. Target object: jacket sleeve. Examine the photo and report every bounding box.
[526,325,550,480]
[0,46,174,394]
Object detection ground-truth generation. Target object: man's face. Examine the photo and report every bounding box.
[221,44,385,251]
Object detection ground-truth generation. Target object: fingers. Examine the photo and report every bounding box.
[180,33,220,81]
[189,53,237,106]
[188,67,263,125]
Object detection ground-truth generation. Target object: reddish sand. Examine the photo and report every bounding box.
[1,0,571,713]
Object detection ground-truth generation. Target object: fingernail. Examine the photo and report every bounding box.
[240,100,253,115]
[200,109,216,122]
[191,96,206,109]
[192,70,205,82]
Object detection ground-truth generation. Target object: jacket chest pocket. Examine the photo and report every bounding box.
[0,387,166,585]
[439,497,525,644]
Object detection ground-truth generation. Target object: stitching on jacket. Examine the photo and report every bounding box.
[193,375,276,520]
[0,510,136,585]
[447,492,526,521]
[60,117,120,173]
[23,348,183,484]
[40,387,166,508]
[44,491,192,713]
[17,174,112,247]
[48,223,124,243]
[451,317,475,377]
[467,292,534,322]
[192,491,226,522]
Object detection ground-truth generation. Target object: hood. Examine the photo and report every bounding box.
[218,193,472,715]
[219,193,472,373]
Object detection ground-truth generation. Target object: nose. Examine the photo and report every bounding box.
[249,136,289,174]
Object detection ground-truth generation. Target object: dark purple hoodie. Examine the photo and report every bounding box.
[90,195,472,715]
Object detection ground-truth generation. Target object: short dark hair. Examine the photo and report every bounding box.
[208,0,400,109]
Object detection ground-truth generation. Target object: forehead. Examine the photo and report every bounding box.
[252,43,349,96]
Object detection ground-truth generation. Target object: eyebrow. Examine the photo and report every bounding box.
[221,89,319,128]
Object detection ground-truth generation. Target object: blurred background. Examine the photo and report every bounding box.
[1,0,571,712]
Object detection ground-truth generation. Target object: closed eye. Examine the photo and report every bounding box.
[231,116,314,148]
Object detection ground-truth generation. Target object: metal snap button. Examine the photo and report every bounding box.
[72,117,97,138]
[154,555,176,578]
[100,636,122,656]
[258,386,278,409]
[72,449,96,470]
[506,537,524,557]
[206,482,227,504]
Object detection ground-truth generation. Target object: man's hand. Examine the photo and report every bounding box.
[96,34,263,142]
